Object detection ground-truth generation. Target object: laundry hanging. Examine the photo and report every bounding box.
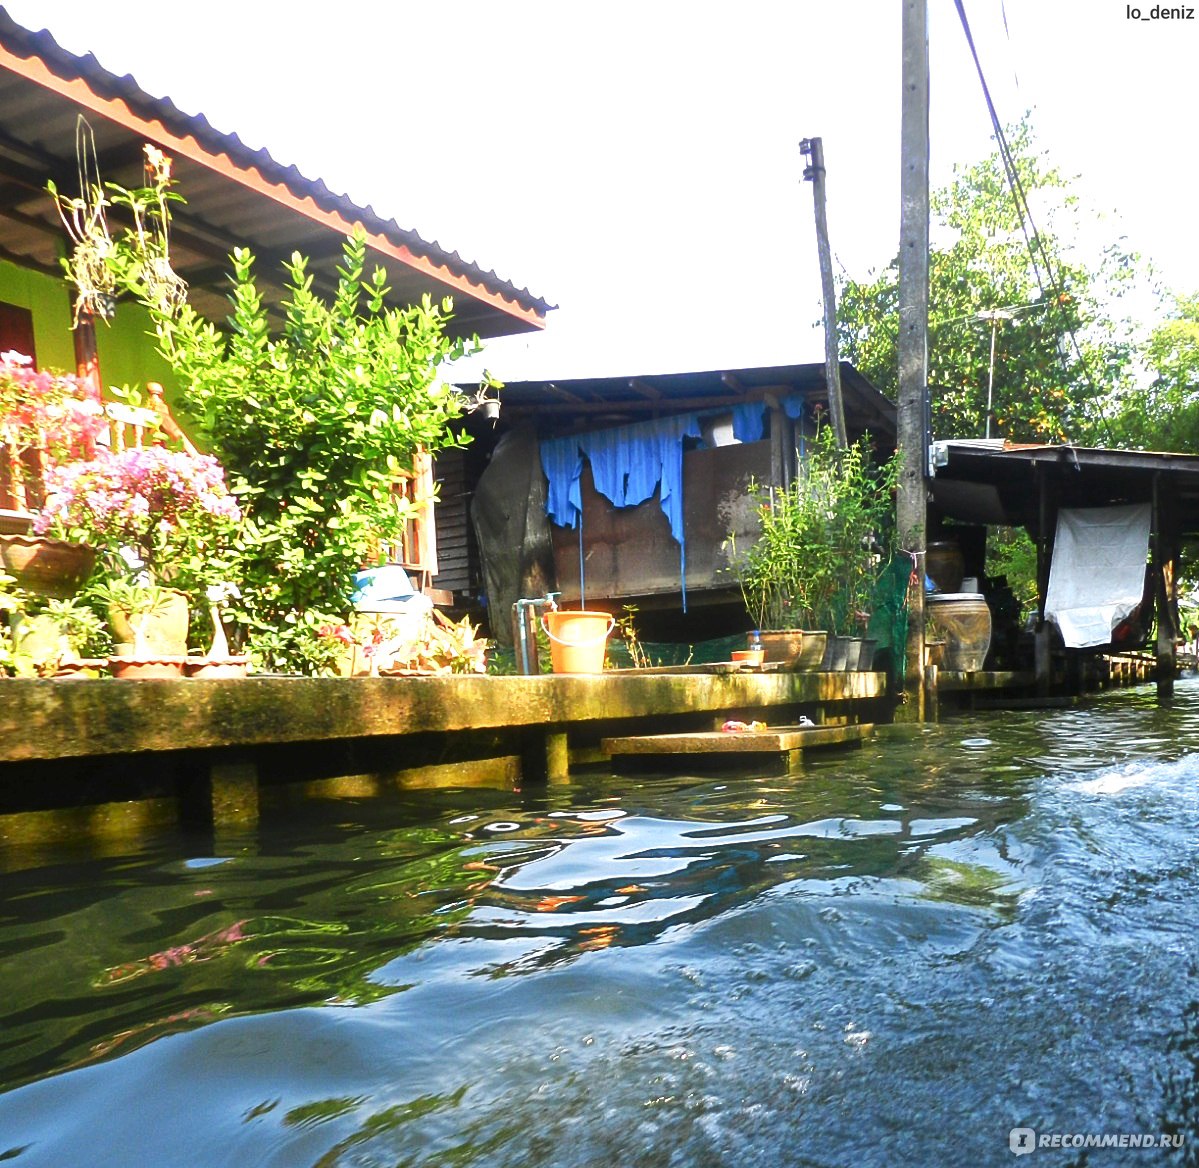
[731,401,766,443]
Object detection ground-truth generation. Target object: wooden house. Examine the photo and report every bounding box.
[443,362,896,642]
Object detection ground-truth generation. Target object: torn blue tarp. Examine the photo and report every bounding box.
[540,435,584,528]
[540,413,704,606]
[782,393,806,420]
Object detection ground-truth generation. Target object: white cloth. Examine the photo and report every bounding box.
[1044,503,1151,648]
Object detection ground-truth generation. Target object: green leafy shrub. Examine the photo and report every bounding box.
[731,425,898,633]
[150,229,474,673]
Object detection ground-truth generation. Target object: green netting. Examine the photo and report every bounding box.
[866,553,914,688]
[606,633,747,668]
[489,632,749,673]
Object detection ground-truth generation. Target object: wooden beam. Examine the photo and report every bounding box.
[627,378,661,400]
[0,240,60,279]
[543,382,586,404]
[505,390,779,416]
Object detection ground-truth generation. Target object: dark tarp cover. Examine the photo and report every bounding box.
[470,424,557,646]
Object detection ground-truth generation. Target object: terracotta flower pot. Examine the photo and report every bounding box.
[184,656,249,679]
[731,648,765,667]
[0,534,95,599]
[108,655,186,679]
[53,658,106,679]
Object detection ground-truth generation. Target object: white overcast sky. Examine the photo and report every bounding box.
[5,1,1195,382]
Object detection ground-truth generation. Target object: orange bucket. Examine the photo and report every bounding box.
[541,610,615,674]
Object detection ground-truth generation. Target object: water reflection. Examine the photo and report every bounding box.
[0,681,1196,1166]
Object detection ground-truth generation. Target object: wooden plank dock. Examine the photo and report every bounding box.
[603,722,875,774]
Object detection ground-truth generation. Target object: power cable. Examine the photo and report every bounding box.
[953,0,1113,443]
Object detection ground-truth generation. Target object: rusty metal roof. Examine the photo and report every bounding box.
[929,439,1199,534]
[491,362,897,441]
[0,7,553,338]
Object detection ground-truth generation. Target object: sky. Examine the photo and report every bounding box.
[5,0,1196,384]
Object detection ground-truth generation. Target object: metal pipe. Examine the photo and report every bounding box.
[512,594,560,674]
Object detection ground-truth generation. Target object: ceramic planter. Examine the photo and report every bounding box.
[756,629,805,668]
[108,655,186,679]
[52,658,106,679]
[731,648,765,668]
[183,656,249,679]
[0,534,95,599]
[794,631,828,671]
[108,589,190,657]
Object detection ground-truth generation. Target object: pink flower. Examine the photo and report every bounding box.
[35,445,241,572]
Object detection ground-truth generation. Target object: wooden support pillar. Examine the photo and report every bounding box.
[1033,464,1054,698]
[520,728,569,785]
[179,756,259,831]
[73,312,101,396]
[1153,472,1177,700]
[768,401,788,491]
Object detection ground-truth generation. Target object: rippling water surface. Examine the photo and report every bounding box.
[1,681,1198,1167]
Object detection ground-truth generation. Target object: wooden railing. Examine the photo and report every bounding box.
[388,447,439,593]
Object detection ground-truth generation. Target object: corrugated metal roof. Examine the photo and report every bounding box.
[0,7,553,338]
[485,362,897,440]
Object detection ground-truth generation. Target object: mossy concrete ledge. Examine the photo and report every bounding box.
[0,672,887,764]
[0,673,888,835]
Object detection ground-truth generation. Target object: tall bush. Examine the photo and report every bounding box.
[150,229,473,672]
[733,426,898,633]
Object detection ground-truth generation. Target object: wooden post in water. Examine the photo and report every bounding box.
[896,0,930,720]
[1034,464,1053,697]
[1153,472,1177,700]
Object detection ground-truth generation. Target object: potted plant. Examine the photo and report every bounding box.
[0,352,106,594]
[729,423,898,671]
[20,596,107,676]
[34,443,241,635]
[94,578,187,677]
[48,136,186,325]
[184,581,249,677]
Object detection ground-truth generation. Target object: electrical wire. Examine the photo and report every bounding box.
[953,0,1113,443]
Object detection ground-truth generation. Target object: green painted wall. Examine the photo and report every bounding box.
[0,257,75,370]
[0,255,181,404]
[93,299,178,398]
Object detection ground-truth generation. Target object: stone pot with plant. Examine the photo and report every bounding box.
[95,578,188,677]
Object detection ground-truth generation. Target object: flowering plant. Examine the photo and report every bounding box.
[34,445,241,583]
[0,352,106,507]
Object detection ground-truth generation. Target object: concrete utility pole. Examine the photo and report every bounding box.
[800,137,848,450]
[897,0,930,718]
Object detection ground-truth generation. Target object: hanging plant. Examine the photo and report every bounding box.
[47,119,187,326]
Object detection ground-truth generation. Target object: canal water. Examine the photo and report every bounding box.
[1,681,1197,1167]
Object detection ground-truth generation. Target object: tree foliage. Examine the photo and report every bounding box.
[836,121,1143,443]
[1109,293,1199,451]
[151,229,473,672]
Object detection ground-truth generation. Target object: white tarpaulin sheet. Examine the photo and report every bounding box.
[1044,503,1151,648]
